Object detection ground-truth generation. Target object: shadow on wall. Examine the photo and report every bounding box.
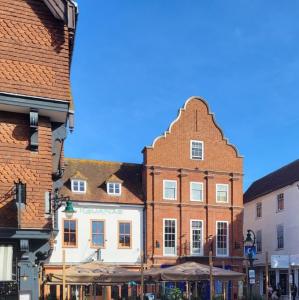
[25,0,66,53]
[0,187,18,228]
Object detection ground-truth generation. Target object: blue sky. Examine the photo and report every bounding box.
[66,1,299,190]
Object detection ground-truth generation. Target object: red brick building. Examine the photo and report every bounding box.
[143,97,244,271]
[0,0,77,299]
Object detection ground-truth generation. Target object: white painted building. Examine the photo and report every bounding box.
[44,158,145,299]
[244,159,299,298]
[45,158,144,274]
[49,202,143,265]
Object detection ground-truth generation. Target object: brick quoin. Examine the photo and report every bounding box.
[143,96,244,271]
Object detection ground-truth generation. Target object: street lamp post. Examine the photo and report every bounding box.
[208,235,214,300]
[244,229,256,300]
[51,189,76,300]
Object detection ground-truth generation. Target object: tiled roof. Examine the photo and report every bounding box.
[244,159,299,203]
[61,158,144,205]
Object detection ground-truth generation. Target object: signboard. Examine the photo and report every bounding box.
[271,255,289,268]
[20,292,31,300]
[248,268,255,285]
[249,269,255,279]
[244,246,256,258]
[290,254,299,266]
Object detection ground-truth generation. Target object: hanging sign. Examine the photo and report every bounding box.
[244,246,256,258]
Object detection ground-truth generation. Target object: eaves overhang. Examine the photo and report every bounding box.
[42,0,78,30]
[0,92,69,123]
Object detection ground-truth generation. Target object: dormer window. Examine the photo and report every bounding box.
[190,140,204,160]
[107,182,121,196]
[71,180,86,193]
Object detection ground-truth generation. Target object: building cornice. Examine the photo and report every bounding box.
[146,165,243,177]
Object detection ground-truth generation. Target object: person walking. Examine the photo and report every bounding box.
[291,284,297,300]
[271,289,279,300]
[268,285,273,300]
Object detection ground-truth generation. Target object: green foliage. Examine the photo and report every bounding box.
[168,287,183,300]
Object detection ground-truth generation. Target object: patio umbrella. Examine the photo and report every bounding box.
[48,261,141,284]
[144,262,244,281]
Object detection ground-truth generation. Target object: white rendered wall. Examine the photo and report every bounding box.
[244,181,299,266]
[49,202,143,265]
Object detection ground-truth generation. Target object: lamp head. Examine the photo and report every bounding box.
[244,230,254,246]
[63,200,76,218]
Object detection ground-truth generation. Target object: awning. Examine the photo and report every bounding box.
[48,261,141,284]
[47,261,245,285]
[144,262,245,281]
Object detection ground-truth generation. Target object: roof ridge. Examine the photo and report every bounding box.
[250,159,299,185]
[244,158,299,203]
[65,157,142,166]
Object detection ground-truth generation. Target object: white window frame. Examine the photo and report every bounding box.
[256,202,262,218]
[277,193,284,212]
[216,221,229,257]
[71,179,86,193]
[190,219,204,256]
[277,224,284,249]
[163,180,177,200]
[0,245,13,281]
[190,182,204,202]
[256,230,262,253]
[163,218,177,256]
[107,182,122,196]
[190,140,204,160]
[216,184,229,203]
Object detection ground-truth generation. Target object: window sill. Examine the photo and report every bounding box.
[189,253,204,257]
[118,246,132,250]
[62,245,78,248]
[216,254,229,257]
[90,245,105,249]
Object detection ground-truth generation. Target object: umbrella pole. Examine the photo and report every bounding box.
[141,251,144,300]
[187,282,191,300]
[209,250,213,300]
[93,284,96,300]
[62,249,66,300]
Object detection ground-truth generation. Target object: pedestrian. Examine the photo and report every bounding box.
[271,289,279,300]
[276,283,282,299]
[268,285,273,300]
[291,284,297,300]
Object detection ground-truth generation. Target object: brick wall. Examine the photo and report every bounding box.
[0,112,52,229]
[0,0,71,101]
[143,97,243,270]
